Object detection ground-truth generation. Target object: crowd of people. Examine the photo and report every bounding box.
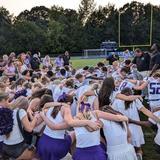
[0,44,160,160]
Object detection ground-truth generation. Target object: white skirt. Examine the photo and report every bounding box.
[107,143,137,160]
[129,124,145,147]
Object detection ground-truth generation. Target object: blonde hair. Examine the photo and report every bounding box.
[11,96,29,110]
[0,82,6,92]
[0,76,9,83]
[112,61,119,67]
[77,96,92,120]
[33,82,43,89]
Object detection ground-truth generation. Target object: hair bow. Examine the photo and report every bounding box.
[79,102,91,112]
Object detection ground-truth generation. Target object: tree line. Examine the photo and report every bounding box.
[0,0,160,55]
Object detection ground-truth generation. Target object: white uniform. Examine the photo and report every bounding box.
[101,119,137,160]
[3,109,27,145]
[75,85,91,100]
[74,113,100,148]
[53,86,72,102]
[44,108,66,139]
[112,99,145,147]
[144,77,160,111]
[110,91,120,104]
[118,79,135,91]
[149,111,160,146]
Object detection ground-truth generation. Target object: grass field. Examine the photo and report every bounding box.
[71,58,159,160]
[71,58,104,68]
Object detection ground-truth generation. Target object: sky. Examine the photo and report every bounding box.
[0,0,160,16]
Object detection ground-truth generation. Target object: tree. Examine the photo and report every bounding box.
[0,7,12,53]
[15,6,50,29]
[119,1,151,46]
[47,20,66,53]
[11,21,47,53]
[0,2,160,55]
[84,4,118,49]
[78,0,96,25]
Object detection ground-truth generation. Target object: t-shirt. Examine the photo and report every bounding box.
[149,111,160,145]
[132,53,150,72]
[3,109,27,145]
[150,52,160,70]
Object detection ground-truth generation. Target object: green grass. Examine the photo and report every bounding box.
[71,58,159,160]
[71,58,104,69]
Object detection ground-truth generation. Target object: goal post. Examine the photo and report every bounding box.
[118,5,153,50]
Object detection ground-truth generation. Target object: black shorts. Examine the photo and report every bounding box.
[2,141,28,158]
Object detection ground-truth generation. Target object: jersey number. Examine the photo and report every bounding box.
[120,82,127,90]
[150,83,160,94]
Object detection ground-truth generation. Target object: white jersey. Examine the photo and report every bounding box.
[112,70,120,80]
[145,77,160,110]
[44,108,66,139]
[149,111,160,145]
[100,119,128,147]
[118,79,135,91]
[112,99,145,147]
[100,119,137,160]
[74,113,100,148]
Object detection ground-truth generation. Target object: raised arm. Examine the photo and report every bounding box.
[21,114,38,132]
[27,98,40,119]
[96,110,128,122]
[133,81,148,90]
[129,118,152,128]
[40,111,69,130]
[43,102,62,110]
[140,107,160,123]
[63,106,101,130]
[150,64,159,76]
[116,93,142,102]
[93,97,99,110]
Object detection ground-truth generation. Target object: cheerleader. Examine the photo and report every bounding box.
[129,111,160,154]
[38,100,102,160]
[100,106,137,160]
[112,87,160,159]
[63,96,129,160]
[71,102,107,160]
[41,94,128,160]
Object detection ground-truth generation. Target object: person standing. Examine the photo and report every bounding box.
[63,51,70,66]
[132,48,150,72]
[30,54,41,71]
[106,53,119,65]
[55,55,64,67]
[132,48,150,78]
[149,44,160,76]
[123,49,130,61]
